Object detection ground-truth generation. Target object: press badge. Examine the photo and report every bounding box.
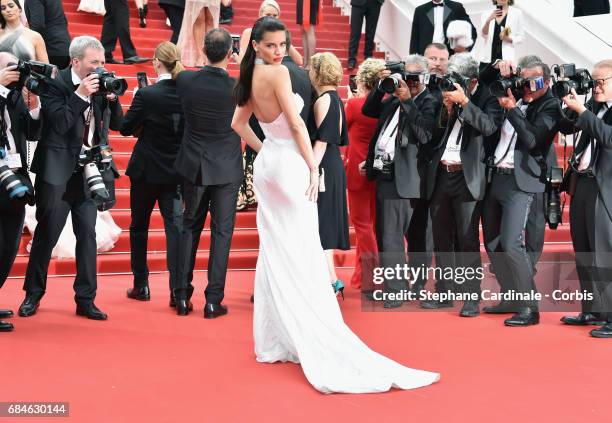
[373,158,384,170]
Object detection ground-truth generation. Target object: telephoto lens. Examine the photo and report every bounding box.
[83,162,110,205]
[0,165,29,199]
[379,74,403,94]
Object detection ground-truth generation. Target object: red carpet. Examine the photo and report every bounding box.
[2,270,611,422]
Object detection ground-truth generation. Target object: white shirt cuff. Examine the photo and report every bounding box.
[75,91,90,103]
[0,84,10,99]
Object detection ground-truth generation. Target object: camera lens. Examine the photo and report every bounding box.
[379,74,401,94]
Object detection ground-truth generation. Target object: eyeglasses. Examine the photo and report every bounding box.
[594,76,612,89]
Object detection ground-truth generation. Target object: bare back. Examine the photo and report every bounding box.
[250,64,290,124]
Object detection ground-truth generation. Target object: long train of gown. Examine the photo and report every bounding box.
[252,94,440,394]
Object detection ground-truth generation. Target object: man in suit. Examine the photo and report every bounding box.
[24,0,71,69]
[0,52,42,332]
[120,46,184,307]
[174,28,243,318]
[158,0,185,44]
[558,59,612,338]
[18,36,123,320]
[362,55,440,308]
[424,42,450,104]
[423,53,504,316]
[410,0,477,56]
[482,59,561,326]
[101,0,149,64]
[347,0,385,70]
[574,0,610,16]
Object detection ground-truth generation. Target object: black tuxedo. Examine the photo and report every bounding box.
[120,78,184,293]
[362,87,439,297]
[23,67,123,306]
[427,84,503,295]
[158,0,185,44]
[0,89,41,288]
[560,101,612,320]
[348,0,385,63]
[24,0,71,68]
[409,0,477,55]
[574,0,610,16]
[482,89,562,311]
[101,0,137,60]
[174,66,243,305]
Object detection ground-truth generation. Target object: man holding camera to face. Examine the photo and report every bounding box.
[0,52,42,332]
[482,58,561,326]
[19,36,123,321]
[424,53,504,316]
[558,59,612,338]
[362,55,439,308]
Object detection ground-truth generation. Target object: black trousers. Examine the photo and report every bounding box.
[176,180,241,304]
[129,179,182,292]
[0,193,26,289]
[23,173,98,305]
[160,4,184,44]
[375,179,431,295]
[348,0,382,61]
[101,0,137,60]
[48,56,71,71]
[570,175,612,321]
[430,168,482,295]
[525,191,546,272]
[482,173,538,309]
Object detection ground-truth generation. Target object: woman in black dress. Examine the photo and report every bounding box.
[309,52,350,297]
[297,0,321,69]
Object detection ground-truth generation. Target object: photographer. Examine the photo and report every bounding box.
[361,55,440,308]
[0,52,42,332]
[482,58,561,326]
[18,35,123,321]
[423,53,504,316]
[559,59,612,338]
[120,41,185,307]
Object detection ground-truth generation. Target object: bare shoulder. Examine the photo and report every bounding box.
[28,29,44,43]
[241,27,252,38]
[266,64,290,82]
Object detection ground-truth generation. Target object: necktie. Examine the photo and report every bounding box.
[433,2,444,7]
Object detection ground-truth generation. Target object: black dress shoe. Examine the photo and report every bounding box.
[105,57,123,64]
[0,320,14,332]
[483,300,515,314]
[590,323,612,338]
[18,295,41,317]
[0,309,14,318]
[127,286,151,301]
[176,299,193,316]
[420,299,453,309]
[76,303,108,320]
[459,300,480,317]
[124,56,151,64]
[504,309,539,326]
[169,292,176,308]
[219,17,232,24]
[347,58,356,70]
[204,303,228,319]
[560,313,606,326]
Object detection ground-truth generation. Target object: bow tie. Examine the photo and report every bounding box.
[433,2,444,6]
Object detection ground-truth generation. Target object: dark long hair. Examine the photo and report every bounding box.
[234,16,286,106]
[0,0,22,29]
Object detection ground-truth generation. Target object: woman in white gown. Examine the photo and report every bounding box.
[231,17,439,394]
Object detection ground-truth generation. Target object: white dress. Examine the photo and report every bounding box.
[252,94,440,394]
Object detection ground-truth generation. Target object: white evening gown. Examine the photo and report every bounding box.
[252,94,440,394]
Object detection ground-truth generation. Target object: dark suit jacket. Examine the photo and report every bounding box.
[24,0,70,58]
[120,79,184,184]
[560,100,612,220]
[158,0,185,8]
[351,0,385,6]
[31,67,123,185]
[409,0,477,55]
[0,90,42,192]
[427,83,504,201]
[490,89,561,194]
[574,0,610,16]
[174,66,243,186]
[363,87,439,199]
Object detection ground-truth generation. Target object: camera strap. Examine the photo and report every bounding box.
[82,104,93,148]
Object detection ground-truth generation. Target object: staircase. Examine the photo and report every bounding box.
[8,0,575,279]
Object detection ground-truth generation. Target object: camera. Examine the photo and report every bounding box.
[231,34,240,55]
[348,75,357,94]
[379,61,426,94]
[551,64,593,98]
[373,154,394,179]
[7,60,57,95]
[490,75,525,98]
[78,145,114,209]
[545,166,563,229]
[89,67,127,96]
[435,72,471,92]
[0,165,34,204]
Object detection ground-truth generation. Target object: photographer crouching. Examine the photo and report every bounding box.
[558,59,612,338]
[482,58,561,326]
[361,55,440,308]
[18,36,124,321]
[0,52,42,332]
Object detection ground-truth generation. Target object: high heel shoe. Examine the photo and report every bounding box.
[138,7,147,28]
[332,280,345,300]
